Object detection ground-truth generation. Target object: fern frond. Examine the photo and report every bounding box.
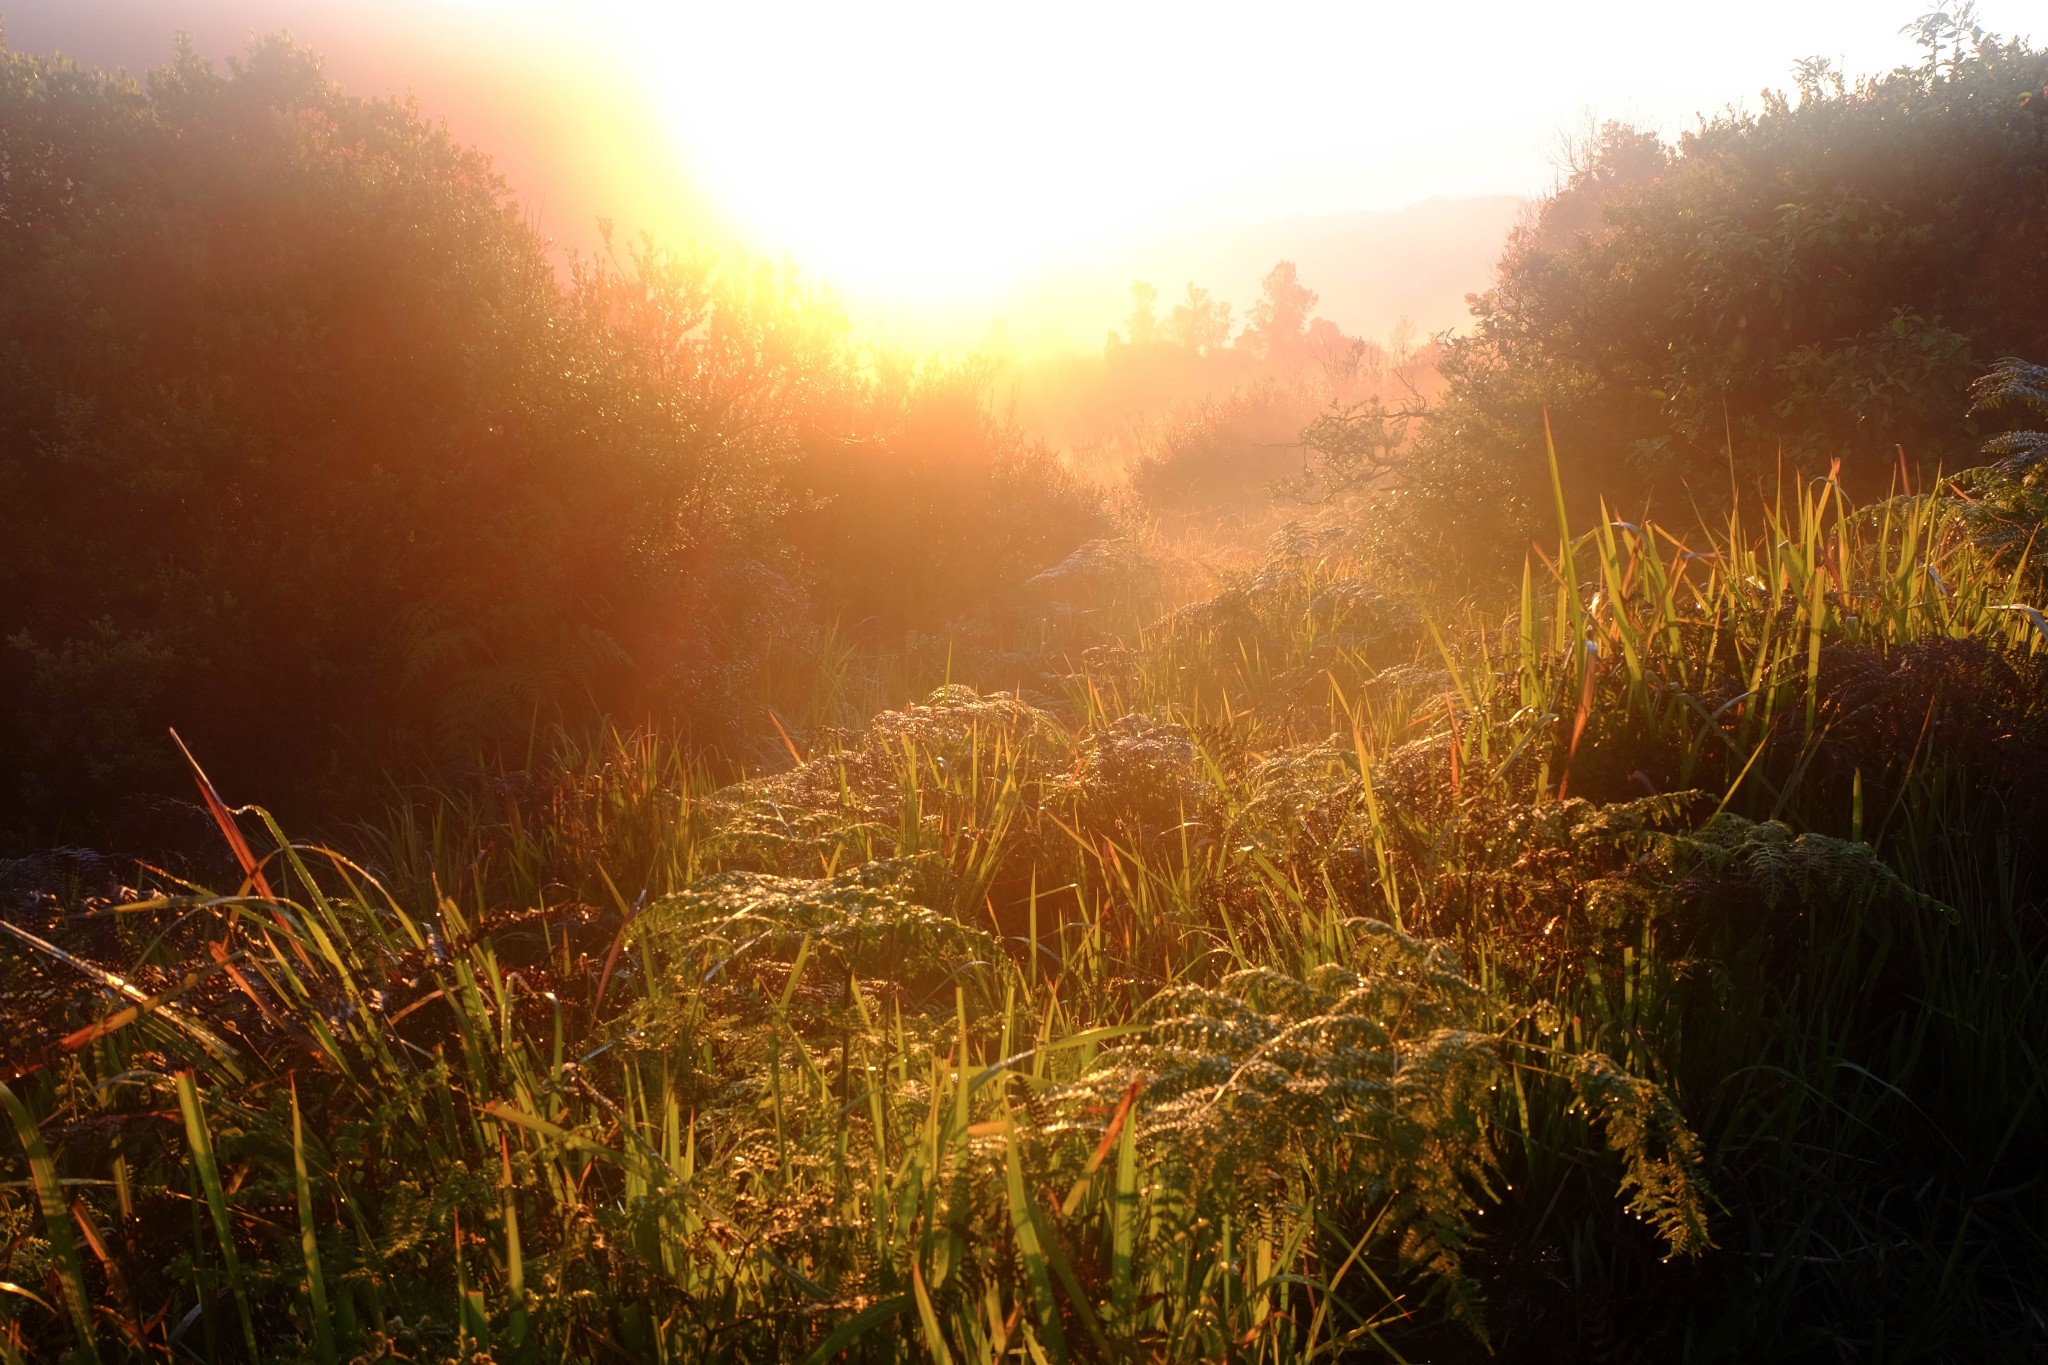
[1568,1053,1713,1257]
[1967,356,2048,423]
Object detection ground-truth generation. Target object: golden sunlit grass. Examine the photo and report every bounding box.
[6,455,2042,1360]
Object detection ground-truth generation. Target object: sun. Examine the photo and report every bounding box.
[585,2,1258,306]
[476,0,1952,326]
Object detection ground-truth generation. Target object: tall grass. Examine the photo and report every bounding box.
[3,463,2043,1361]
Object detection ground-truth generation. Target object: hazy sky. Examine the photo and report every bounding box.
[4,0,2034,336]
[622,0,1989,290]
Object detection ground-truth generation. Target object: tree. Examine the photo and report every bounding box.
[1277,394,1419,505]
[1165,283,1233,354]
[1120,279,1162,345]
[1240,261,1317,364]
[1901,4,1989,79]
[1392,36,2048,573]
[0,33,1106,843]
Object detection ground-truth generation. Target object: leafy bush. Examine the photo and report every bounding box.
[1399,34,2048,572]
[782,358,1111,638]
[0,37,1106,847]
[1128,381,1321,513]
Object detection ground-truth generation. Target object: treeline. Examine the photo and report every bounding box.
[1026,21,2048,567]
[1392,20,2048,571]
[7,22,2048,845]
[1012,263,1439,514]
[0,37,1103,847]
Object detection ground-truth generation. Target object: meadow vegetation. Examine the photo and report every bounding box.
[4,18,2048,1364]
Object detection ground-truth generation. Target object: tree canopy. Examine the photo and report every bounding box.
[1399,30,2048,567]
[0,35,1101,843]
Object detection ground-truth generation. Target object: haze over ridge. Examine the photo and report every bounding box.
[3,0,2004,352]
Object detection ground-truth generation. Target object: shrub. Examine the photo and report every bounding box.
[0,37,1107,846]
[1399,36,2048,572]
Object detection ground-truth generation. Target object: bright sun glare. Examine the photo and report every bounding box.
[619,3,1283,301]
[485,0,1995,310]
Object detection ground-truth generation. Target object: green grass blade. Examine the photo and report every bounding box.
[291,1078,335,1364]
[0,1082,100,1364]
[1001,1102,1069,1359]
[910,1259,954,1365]
[499,1133,527,1351]
[799,1294,910,1365]
[175,1071,260,1362]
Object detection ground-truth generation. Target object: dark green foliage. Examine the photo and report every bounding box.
[1946,355,2048,571]
[0,36,775,835]
[1965,355,2048,468]
[702,683,1068,879]
[9,457,2047,1358]
[1074,941,1510,1324]
[650,863,1000,992]
[1563,1050,1711,1262]
[1057,713,1218,855]
[1400,36,2048,571]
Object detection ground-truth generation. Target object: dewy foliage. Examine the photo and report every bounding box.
[11,427,2048,1360]
[1946,356,2048,571]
